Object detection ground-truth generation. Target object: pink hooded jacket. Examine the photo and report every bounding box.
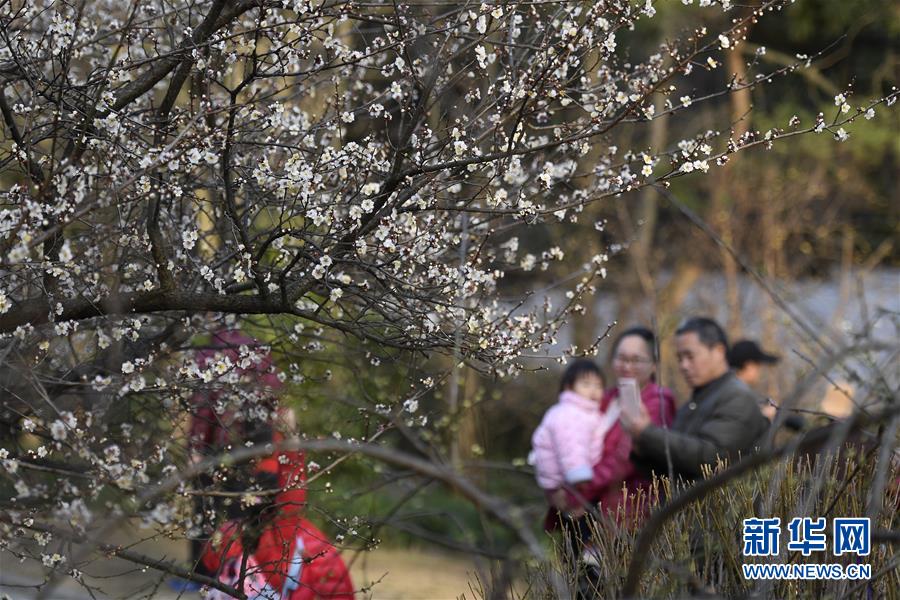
[530,391,615,490]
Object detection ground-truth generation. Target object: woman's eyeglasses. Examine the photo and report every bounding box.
[613,355,653,366]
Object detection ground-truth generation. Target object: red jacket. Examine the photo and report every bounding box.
[584,382,676,524]
[202,451,353,599]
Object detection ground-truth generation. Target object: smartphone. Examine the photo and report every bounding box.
[618,378,642,422]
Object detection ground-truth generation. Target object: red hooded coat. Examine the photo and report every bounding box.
[584,382,676,524]
[201,450,354,599]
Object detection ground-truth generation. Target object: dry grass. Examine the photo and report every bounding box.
[521,447,900,599]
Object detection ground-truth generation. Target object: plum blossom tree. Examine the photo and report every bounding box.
[0,0,895,597]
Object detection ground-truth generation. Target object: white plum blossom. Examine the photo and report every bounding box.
[312,255,333,279]
[49,420,67,441]
[182,230,198,250]
[604,33,616,52]
[150,503,175,524]
[475,45,489,69]
[128,375,146,392]
[104,444,121,463]
[58,240,73,263]
[520,254,537,271]
[41,554,66,568]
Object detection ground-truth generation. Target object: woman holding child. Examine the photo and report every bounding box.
[585,326,676,525]
[530,326,676,565]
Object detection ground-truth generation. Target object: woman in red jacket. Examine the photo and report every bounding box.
[201,449,354,600]
[582,327,676,526]
[185,330,286,584]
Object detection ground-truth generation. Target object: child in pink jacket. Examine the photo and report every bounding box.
[530,359,614,563]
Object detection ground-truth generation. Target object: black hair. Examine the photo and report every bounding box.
[675,317,729,351]
[612,326,657,360]
[559,358,604,392]
[611,326,658,381]
[224,469,279,553]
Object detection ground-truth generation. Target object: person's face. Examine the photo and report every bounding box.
[612,335,656,388]
[571,373,604,402]
[676,332,727,389]
[737,362,761,387]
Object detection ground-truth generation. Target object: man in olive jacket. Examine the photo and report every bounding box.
[620,317,770,481]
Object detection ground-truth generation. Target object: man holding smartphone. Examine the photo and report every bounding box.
[619,317,769,482]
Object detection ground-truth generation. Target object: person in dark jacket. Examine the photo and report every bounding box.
[729,339,805,432]
[620,317,769,482]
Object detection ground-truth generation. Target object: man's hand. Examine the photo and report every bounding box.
[620,402,651,437]
[760,397,778,422]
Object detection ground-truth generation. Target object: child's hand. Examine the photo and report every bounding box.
[549,488,568,510]
[567,505,586,519]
